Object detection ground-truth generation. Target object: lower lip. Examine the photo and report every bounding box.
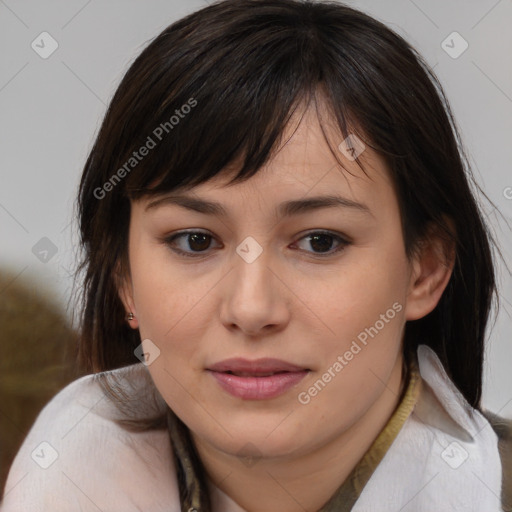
[208,370,309,400]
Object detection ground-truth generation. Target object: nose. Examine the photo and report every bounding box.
[219,247,290,338]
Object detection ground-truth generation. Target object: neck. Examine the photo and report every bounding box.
[192,355,405,512]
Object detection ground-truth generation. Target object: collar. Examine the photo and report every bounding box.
[413,344,481,442]
[351,344,503,511]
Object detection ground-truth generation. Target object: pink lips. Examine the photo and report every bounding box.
[207,358,309,400]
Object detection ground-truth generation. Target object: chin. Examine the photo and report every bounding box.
[204,419,313,461]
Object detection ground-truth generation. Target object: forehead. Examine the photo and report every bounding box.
[139,102,396,217]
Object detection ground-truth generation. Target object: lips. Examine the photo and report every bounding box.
[207,358,310,400]
[224,371,284,377]
[208,357,307,374]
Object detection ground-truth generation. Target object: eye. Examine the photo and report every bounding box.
[292,231,350,257]
[162,229,350,259]
[163,230,220,258]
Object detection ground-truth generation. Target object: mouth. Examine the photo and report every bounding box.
[222,370,292,377]
[208,357,309,374]
[206,358,310,400]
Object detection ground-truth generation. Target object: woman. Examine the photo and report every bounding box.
[2,0,509,510]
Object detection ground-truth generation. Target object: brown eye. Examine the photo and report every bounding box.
[294,231,350,256]
[185,233,211,251]
[164,231,219,257]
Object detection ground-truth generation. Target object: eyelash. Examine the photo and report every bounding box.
[162,230,351,259]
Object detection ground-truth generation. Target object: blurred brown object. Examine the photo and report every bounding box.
[0,269,82,498]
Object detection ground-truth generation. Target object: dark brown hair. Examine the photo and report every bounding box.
[74,0,499,411]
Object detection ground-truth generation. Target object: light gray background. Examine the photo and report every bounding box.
[1,0,511,414]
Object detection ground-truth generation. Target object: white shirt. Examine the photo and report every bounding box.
[0,344,503,511]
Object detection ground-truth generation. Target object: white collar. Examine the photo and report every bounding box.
[350,344,503,511]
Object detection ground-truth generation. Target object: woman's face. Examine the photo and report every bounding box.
[120,105,422,462]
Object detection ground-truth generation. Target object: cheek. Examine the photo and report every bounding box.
[304,243,409,400]
[128,238,195,349]
[128,242,228,390]
[306,245,408,340]
[295,262,407,437]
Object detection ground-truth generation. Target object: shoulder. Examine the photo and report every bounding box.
[1,365,181,511]
[482,410,512,512]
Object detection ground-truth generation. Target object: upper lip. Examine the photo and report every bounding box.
[207,358,308,374]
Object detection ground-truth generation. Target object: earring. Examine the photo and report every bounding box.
[127,312,134,321]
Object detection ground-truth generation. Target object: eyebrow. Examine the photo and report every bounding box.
[144,193,373,217]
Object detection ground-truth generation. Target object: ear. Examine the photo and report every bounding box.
[405,220,456,321]
[114,260,139,329]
